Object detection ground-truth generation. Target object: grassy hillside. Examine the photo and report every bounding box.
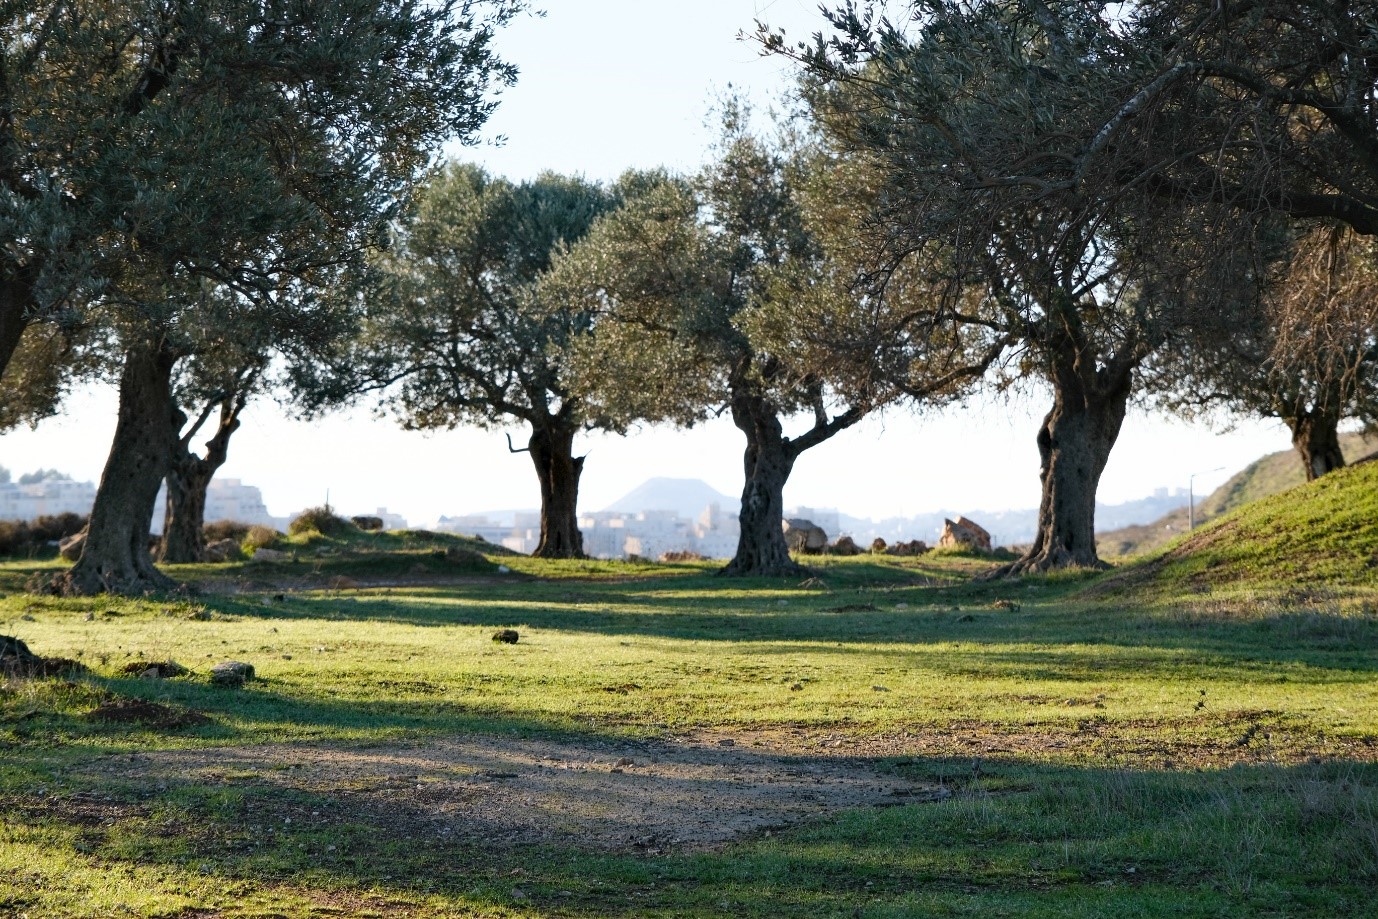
[1098,431,1378,558]
[1096,455,1378,596]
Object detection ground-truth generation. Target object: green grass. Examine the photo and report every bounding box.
[1100,459,1378,599]
[1,525,1376,916]
[1099,431,1378,558]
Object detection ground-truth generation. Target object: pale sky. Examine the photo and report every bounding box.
[0,1,1293,525]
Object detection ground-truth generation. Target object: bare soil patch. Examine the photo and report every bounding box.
[85,699,210,729]
[76,732,939,852]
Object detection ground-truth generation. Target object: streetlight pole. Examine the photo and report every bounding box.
[1188,467,1225,530]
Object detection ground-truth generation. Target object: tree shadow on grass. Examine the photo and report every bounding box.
[5,722,1376,918]
[195,577,1378,679]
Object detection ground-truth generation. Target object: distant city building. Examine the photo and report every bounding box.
[0,475,97,520]
[0,471,288,533]
[205,479,278,528]
[152,478,283,534]
[432,513,516,546]
[363,507,408,530]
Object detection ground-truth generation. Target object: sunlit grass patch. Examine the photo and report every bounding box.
[0,541,1375,916]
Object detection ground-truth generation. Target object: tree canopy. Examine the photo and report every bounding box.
[28,0,524,595]
[768,0,1262,572]
[543,115,915,575]
[363,163,619,557]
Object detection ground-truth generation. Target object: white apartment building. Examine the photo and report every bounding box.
[433,514,516,546]
[0,477,97,520]
[205,479,278,527]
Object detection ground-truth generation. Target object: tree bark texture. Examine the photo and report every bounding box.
[159,396,245,563]
[1002,363,1131,575]
[528,421,585,558]
[51,340,181,595]
[1289,409,1346,481]
[721,391,808,578]
[160,461,215,563]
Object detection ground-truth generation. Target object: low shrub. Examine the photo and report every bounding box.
[0,513,88,557]
[243,525,282,550]
[288,506,356,538]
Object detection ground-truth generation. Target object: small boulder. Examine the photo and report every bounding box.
[210,660,255,687]
[782,518,828,554]
[249,547,288,563]
[887,539,929,556]
[491,629,519,644]
[351,515,385,531]
[202,538,241,563]
[870,537,888,554]
[938,516,992,551]
[58,531,86,562]
[829,535,862,556]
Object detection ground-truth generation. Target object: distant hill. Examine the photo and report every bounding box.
[1092,455,1378,594]
[602,477,739,519]
[1098,432,1378,558]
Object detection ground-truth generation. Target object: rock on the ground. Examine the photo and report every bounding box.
[870,537,888,553]
[782,518,828,554]
[492,629,519,644]
[249,548,288,563]
[887,539,929,556]
[829,536,862,556]
[210,661,255,687]
[202,538,241,563]
[351,515,384,531]
[58,531,86,562]
[938,516,992,551]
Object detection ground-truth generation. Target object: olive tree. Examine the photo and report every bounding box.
[542,119,940,576]
[158,339,270,564]
[361,164,617,558]
[1152,223,1378,480]
[46,0,521,595]
[770,1,1252,573]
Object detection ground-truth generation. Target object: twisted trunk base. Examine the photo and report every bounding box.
[994,371,1129,577]
[50,340,180,596]
[159,462,216,563]
[529,422,585,559]
[1290,410,1345,481]
[720,393,808,578]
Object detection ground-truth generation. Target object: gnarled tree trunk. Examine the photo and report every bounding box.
[160,393,246,563]
[1001,362,1132,575]
[51,338,181,595]
[161,460,216,563]
[721,391,807,578]
[528,421,585,558]
[1289,408,1345,481]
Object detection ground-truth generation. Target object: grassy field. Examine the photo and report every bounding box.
[2,478,1377,917]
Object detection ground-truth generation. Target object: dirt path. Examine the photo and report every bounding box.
[79,733,942,851]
